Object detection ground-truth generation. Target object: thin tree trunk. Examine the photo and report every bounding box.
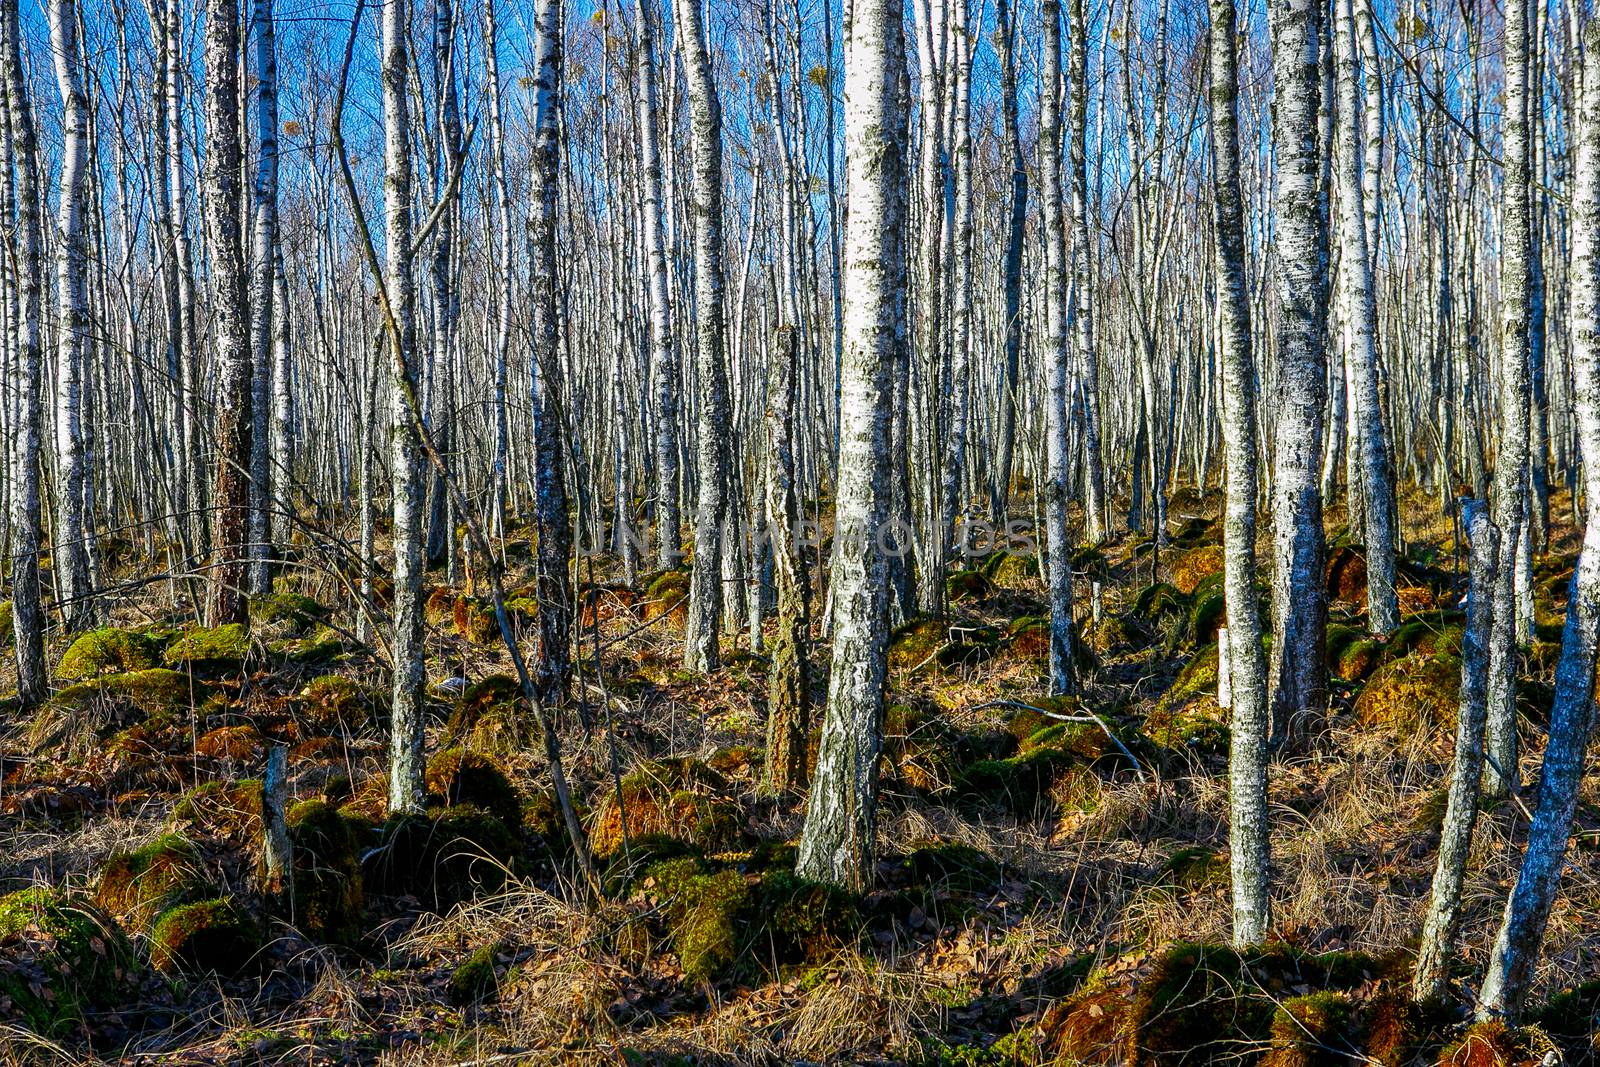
[1041,0,1077,696]
[676,0,733,672]
[1414,498,1497,1004]
[1476,18,1600,1017]
[796,0,906,890]
[51,0,97,632]
[1210,0,1269,948]
[1484,0,1534,801]
[1267,0,1331,743]
[3,0,45,704]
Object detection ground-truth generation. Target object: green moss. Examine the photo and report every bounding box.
[641,569,691,621]
[57,627,163,680]
[889,617,949,672]
[0,887,136,1038]
[643,857,748,983]
[1335,638,1384,682]
[425,749,524,830]
[30,668,196,757]
[945,569,994,602]
[447,941,507,1005]
[442,675,526,752]
[172,779,263,839]
[1160,644,1220,710]
[1160,846,1229,891]
[148,897,263,976]
[1533,979,1600,1038]
[589,758,741,859]
[249,591,326,631]
[1354,653,1462,739]
[1127,942,1378,1065]
[1185,590,1226,648]
[1263,992,1358,1067]
[990,552,1039,591]
[163,623,251,669]
[0,602,12,649]
[53,668,193,716]
[363,806,521,911]
[298,674,375,732]
[900,842,1001,894]
[94,834,205,929]
[1132,582,1189,622]
[269,625,345,665]
[1143,699,1231,757]
[952,746,1079,817]
[286,799,364,944]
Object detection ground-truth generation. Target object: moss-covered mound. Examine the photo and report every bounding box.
[1143,695,1230,757]
[195,723,265,762]
[1159,846,1229,892]
[95,834,206,929]
[148,897,263,976]
[1125,942,1381,1065]
[1169,545,1224,595]
[1155,644,1221,717]
[451,597,500,644]
[0,887,136,1039]
[249,591,327,631]
[448,941,509,1006]
[57,626,164,680]
[286,799,364,944]
[951,743,1096,818]
[1327,545,1369,604]
[638,853,860,985]
[589,758,743,860]
[1262,992,1359,1067]
[1434,1021,1545,1067]
[1353,653,1461,741]
[172,779,263,839]
[641,569,691,623]
[297,674,375,733]
[945,568,994,602]
[163,623,251,670]
[425,749,524,831]
[363,805,521,911]
[442,675,528,753]
[29,668,195,758]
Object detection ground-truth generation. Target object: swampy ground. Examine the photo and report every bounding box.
[1,486,1597,1065]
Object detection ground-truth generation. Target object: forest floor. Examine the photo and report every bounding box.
[1,486,1598,1065]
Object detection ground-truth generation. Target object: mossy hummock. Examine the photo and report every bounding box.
[148,897,264,976]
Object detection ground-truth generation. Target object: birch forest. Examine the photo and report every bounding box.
[6,0,1600,1061]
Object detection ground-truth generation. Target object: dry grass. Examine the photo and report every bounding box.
[1,488,1598,1063]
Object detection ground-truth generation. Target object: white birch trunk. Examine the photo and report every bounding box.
[796,0,906,889]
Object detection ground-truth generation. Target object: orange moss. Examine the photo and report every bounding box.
[1168,545,1225,595]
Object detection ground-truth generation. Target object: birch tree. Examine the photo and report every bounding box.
[3,0,44,704]
[202,0,251,627]
[529,0,572,703]
[247,0,280,596]
[1484,0,1534,801]
[676,0,733,672]
[1210,0,1269,947]
[1475,16,1600,1018]
[796,0,906,890]
[378,0,427,814]
[50,0,97,632]
[1267,0,1331,741]
[1414,498,1497,1004]
[1041,0,1076,696]
[635,0,680,569]
[1333,0,1398,634]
